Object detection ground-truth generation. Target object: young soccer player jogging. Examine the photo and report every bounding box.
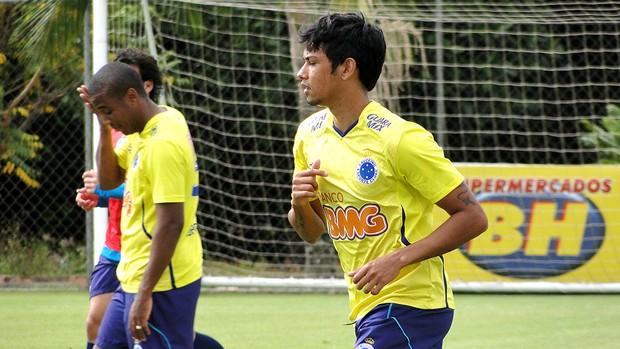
[78,62,203,349]
[288,12,488,349]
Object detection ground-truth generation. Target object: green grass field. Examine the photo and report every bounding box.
[0,291,618,348]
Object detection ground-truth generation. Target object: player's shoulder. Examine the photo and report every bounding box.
[159,106,187,126]
[297,108,331,136]
[150,107,189,136]
[358,101,422,135]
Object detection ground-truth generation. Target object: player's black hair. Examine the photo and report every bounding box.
[298,12,386,91]
[114,48,163,102]
[89,62,149,101]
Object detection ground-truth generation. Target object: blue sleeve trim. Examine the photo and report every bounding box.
[94,183,125,200]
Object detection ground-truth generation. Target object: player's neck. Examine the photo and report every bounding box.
[329,93,370,131]
[138,102,167,133]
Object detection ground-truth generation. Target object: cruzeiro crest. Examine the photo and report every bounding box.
[356,157,378,184]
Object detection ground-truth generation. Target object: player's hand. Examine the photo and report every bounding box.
[77,85,96,113]
[82,169,99,194]
[77,85,111,129]
[75,188,98,211]
[129,292,153,343]
[347,253,403,295]
[291,159,328,207]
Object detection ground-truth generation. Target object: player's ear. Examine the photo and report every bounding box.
[125,88,140,103]
[143,80,153,94]
[125,87,140,103]
[340,57,357,80]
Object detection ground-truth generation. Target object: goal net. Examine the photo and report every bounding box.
[103,0,620,292]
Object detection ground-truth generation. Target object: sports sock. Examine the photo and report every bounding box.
[193,332,224,349]
[86,343,94,349]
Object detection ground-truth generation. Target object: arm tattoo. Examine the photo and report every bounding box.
[456,183,477,206]
[293,207,306,230]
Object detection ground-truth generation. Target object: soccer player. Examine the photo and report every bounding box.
[288,12,488,349]
[77,49,223,349]
[78,62,203,349]
[77,47,163,349]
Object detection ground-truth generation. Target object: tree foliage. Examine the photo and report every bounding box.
[0,1,87,188]
[580,105,620,164]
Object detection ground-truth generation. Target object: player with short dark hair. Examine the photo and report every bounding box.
[77,47,163,349]
[77,49,223,349]
[289,12,488,349]
[78,61,206,349]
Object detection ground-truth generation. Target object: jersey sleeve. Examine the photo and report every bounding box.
[146,138,189,204]
[395,124,464,203]
[292,127,310,175]
[292,122,322,203]
[94,183,125,199]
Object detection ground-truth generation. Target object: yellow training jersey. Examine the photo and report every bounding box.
[115,106,202,293]
[293,101,464,321]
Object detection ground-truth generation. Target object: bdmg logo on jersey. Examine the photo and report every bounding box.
[461,192,605,279]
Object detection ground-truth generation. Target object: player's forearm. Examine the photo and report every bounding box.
[390,181,488,267]
[396,208,488,267]
[95,126,124,190]
[288,204,325,243]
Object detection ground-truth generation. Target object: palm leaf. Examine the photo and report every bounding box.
[12,0,89,72]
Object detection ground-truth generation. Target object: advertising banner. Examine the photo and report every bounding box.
[439,165,620,283]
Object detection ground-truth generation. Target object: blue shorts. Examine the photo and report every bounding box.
[96,278,201,349]
[90,255,120,298]
[354,303,454,349]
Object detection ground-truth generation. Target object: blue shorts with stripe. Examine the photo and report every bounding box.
[89,254,120,298]
[96,278,201,349]
[354,303,454,349]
